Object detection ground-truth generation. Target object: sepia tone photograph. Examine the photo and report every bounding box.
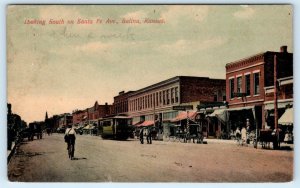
[6,5,293,182]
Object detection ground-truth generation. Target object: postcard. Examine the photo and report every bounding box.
[6,5,293,182]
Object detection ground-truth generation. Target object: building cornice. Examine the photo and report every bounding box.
[128,76,215,97]
[226,52,266,70]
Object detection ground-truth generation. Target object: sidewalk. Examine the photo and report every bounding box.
[7,142,16,164]
[205,138,294,150]
[205,138,237,145]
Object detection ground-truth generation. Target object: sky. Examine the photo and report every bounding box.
[7,5,293,123]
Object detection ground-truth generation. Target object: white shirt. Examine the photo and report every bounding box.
[241,128,247,140]
[65,127,76,136]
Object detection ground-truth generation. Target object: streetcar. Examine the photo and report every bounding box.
[98,115,133,140]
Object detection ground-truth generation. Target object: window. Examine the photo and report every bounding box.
[159,92,162,105]
[145,114,154,121]
[167,89,170,105]
[229,78,234,99]
[163,91,166,105]
[254,72,260,95]
[145,96,148,109]
[171,88,175,103]
[214,94,218,102]
[156,93,159,106]
[237,76,242,94]
[245,74,251,96]
[175,87,179,103]
[163,111,178,120]
[103,120,112,127]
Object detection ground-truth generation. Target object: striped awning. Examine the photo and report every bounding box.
[170,111,197,122]
[279,108,293,126]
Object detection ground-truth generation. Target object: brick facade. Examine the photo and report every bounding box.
[73,101,113,126]
[124,76,225,124]
[225,46,293,130]
[225,47,293,109]
[180,77,226,104]
[113,91,134,115]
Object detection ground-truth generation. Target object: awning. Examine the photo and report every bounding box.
[113,116,131,119]
[136,120,156,127]
[83,124,95,130]
[208,109,228,123]
[170,111,197,122]
[279,108,293,126]
[227,106,253,112]
[133,121,143,126]
[264,100,293,110]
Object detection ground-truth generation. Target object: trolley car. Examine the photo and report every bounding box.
[99,115,132,140]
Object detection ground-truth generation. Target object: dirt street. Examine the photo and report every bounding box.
[7,133,293,182]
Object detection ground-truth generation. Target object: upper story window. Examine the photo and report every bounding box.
[175,87,179,103]
[254,72,260,95]
[229,78,234,99]
[166,89,170,105]
[163,90,166,105]
[237,76,242,94]
[245,74,251,96]
[213,94,218,102]
[171,88,175,104]
[159,92,162,105]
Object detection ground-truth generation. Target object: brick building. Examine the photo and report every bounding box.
[224,46,293,133]
[125,76,225,132]
[56,113,73,130]
[73,101,113,127]
[113,91,134,115]
[72,109,88,127]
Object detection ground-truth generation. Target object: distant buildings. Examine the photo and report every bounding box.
[126,76,226,127]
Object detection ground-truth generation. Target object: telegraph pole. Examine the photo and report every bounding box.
[274,54,279,149]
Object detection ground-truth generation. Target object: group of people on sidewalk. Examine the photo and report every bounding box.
[139,127,154,144]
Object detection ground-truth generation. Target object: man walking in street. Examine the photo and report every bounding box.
[146,127,152,144]
[139,127,144,144]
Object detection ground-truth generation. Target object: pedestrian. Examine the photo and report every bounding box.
[139,127,144,144]
[245,119,251,144]
[65,125,76,159]
[146,127,152,144]
[235,127,241,140]
[241,126,247,145]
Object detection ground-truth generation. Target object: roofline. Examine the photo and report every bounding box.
[127,76,222,97]
[225,52,267,68]
[225,50,293,68]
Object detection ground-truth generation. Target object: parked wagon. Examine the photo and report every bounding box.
[188,124,205,144]
[253,129,284,149]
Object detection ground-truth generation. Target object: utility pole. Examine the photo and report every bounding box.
[186,110,190,142]
[274,54,279,149]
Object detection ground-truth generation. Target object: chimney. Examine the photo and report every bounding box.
[280,46,287,53]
